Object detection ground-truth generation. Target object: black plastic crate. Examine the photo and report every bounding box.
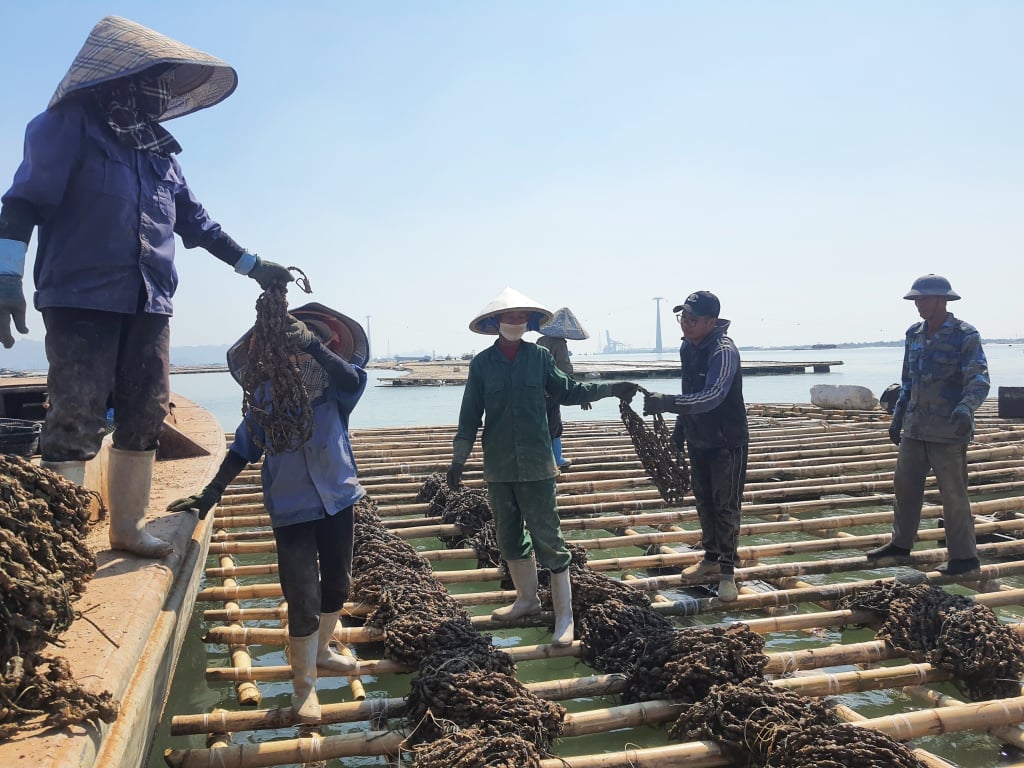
[0,417,42,457]
[999,387,1024,419]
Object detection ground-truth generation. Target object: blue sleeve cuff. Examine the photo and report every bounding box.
[0,238,27,277]
[233,251,257,275]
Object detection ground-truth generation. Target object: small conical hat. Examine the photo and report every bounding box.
[226,303,369,386]
[538,307,590,340]
[49,16,237,121]
[469,287,553,335]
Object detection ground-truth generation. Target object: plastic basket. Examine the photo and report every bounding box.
[0,417,42,457]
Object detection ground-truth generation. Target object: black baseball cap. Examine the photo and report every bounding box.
[672,290,720,318]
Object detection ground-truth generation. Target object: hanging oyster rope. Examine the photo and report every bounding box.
[240,268,314,454]
[619,386,691,503]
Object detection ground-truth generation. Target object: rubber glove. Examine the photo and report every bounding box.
[166,486,221,519]
[672,417,686,451]
[247,256,294,289]
[611,382,639,400]
[0,238,28,349]
[888,412,904,446]
[950,404,973,438]
[643,392,672,415]
[446,462,464,491]
[285,315,316,349]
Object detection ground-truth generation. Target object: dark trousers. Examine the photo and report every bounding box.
[41,308,170,460]
[689,444,748,574]
[274,507,355,637]
[892,438,975,560]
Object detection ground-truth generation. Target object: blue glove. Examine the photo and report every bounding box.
[950,404,973,438]
[0,238,29,349]
[643,392,672,415]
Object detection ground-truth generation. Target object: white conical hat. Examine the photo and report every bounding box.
[49,16,237,121]
[539,307,590,340]
[469,287,553,335]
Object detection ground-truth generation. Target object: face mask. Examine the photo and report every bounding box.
[499,322,528,341]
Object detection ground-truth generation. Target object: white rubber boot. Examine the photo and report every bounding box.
[41,459,87,486]
[316,610,356,673]
[718,575,738,602]
[107,447,172,558]
[492,557,542,621]
[550,568,575,647]
[289,632,321,723]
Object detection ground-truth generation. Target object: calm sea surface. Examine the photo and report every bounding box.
[169,343,1024,433]
[148,344,1024,767]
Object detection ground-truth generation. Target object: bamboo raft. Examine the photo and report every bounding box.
[162,400,1024,768]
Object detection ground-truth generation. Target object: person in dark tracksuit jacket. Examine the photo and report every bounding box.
[642,290,748,602]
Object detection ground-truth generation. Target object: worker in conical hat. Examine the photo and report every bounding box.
[0,16,298,559]
[537,306,591,469]
[447,287,639,647]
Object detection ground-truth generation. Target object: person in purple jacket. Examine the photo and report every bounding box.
[0,17,294,558]
[168,304,370,724]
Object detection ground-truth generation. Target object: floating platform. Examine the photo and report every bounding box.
[152,399,1024,768]
[376,358,844,386]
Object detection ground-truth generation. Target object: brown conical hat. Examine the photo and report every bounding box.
[49,15,237,121]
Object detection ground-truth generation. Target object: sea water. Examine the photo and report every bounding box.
[149,344,1024,767]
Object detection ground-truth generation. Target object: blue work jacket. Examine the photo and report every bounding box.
[230,367,368,529]
[897,314,990,443]
[2,100,238,314]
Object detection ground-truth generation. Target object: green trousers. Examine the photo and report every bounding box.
[487,479,572,573]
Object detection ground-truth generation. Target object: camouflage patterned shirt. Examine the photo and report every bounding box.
[896,314,990,443]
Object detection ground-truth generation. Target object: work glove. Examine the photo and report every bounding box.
[0,275,28,349]
[580,402,592,411]
[950,404,973,438]
[446,462,464,491]
[285,315,316,350]
[166,485,222,519]
[610,382,639,401]
[643,392,672,415]
[888,413,904,446]
[247,256,294,290]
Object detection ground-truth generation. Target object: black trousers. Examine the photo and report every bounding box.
[273,507,355,637]
[689,444,748,574]
[41,308,170,460]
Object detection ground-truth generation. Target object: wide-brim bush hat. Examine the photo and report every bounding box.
[903,274,960,301]
[469,287,553,335]
[538,307,590,341]
[227,303,370,385]
[49,15,238,121]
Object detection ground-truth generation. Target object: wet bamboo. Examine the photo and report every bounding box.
[856,696,1024,742]
[220,552,261,706]
[902,685,1024,750]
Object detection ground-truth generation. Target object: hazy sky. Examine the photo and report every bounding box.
[1,2,1020,357]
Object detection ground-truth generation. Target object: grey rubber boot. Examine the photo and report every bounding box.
[550,568,575,647]
[289,632,321,723]
[107,447,172,558]
[492,557,542,620]
[316,610,356,673]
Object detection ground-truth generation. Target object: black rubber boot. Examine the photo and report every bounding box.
[936,558,981,576]
[865,543,912,560]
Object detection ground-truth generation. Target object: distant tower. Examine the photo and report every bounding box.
[652,297,664,353]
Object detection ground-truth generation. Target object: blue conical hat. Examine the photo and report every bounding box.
[49,16,237,121]
[539,307,589,340]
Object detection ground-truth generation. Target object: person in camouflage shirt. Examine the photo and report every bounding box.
[867,274,990,576]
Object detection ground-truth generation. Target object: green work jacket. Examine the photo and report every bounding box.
[453,341,614,482]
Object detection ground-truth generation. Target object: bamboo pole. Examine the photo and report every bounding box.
[902,685,1024,750]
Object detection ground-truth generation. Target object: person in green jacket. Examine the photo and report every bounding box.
[446,287,638,647]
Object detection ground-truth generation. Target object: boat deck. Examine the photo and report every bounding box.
[159,400,1024,768]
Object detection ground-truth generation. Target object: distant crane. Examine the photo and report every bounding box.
[603,330,627,354]
[652,297,664,353]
